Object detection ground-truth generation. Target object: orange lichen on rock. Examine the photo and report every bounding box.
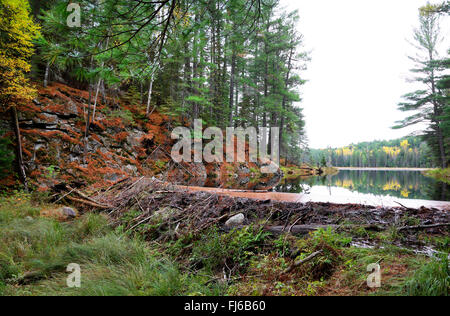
[101,117,125,129]
[61,134,82,145]
[114,131,129,143]
[2,82,281,192]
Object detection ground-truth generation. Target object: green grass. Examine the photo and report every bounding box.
[0,193,224,296]
[404,254,449,296]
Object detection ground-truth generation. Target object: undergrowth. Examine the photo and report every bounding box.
[1,193,448,296]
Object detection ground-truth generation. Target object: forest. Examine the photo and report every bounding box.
[310,137,434,168]
[0,0,449,185]
[30,0,305,159]
[0,0,449,298]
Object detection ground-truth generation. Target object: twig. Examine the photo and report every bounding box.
[288,216,304,234]
[134,197,145,213]
[394,201,416,211]
[281,210,293,233]
[159,148,194,177]
[54,188,75,203]
[284,250,323,274]
[65,196,111,209]
[128,215,155,231]
[67,185,112,207]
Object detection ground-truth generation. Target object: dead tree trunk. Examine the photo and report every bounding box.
[83,85,93,163]
[229,51,236,126]
[146,72,155,116]
[43,61,50,88]
[11,107,28,191]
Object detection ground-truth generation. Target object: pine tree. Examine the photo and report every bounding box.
[34,0,309,163]
[394,11,448,168]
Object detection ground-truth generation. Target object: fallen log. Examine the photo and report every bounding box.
[67,185,112,206]
[12,271,46,285]
[266,225,338,235]
[65,196,111,209]
[266,222,449,236]
[398,223,450,232]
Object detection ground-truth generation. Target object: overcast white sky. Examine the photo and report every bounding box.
[280,0,450,149]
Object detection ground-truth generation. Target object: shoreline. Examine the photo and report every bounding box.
[336,167,434,172]
[181,185,450,211]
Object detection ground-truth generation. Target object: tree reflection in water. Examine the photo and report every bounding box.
[275,170,450,201]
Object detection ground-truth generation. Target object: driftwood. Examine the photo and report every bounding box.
[284,250,323,274]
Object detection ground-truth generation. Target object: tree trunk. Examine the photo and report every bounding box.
[83,85,93,163]
[261,58,269,153]
[262,37,269,150]
[11,107,28,191]
[43,61,50,88]
[140,81,144,105]
[146,73,155,116]
[183,40,191,114]
[92,79,102,123]
[436,124,446,168]
[279,47,294,158]
[229,49,237,127]
[192,39,199,121]
[430,57,447,168]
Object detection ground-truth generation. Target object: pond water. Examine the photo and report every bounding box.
[275,169,450,203]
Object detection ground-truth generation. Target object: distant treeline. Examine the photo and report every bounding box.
[310,137,434,168]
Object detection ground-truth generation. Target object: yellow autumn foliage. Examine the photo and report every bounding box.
[334,179,354,189]
[335,147,353,156]
[382,146,401,156]
[400,188,410,198]
[174,4,191,27]
[0,0,40,109]
[382,180,401,191]
[400,139,409,149]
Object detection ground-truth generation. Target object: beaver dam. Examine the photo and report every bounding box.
[56,177,449,253]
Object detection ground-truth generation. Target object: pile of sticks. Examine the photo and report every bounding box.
[52,177,450,243]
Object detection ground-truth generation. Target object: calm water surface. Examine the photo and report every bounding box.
[276,169,450,202]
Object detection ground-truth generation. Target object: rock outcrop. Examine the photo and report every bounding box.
[0,82,282,191]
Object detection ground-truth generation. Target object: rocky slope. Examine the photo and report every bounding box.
[0,82,282,191]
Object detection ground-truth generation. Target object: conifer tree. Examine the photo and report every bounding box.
[394,11,448,168]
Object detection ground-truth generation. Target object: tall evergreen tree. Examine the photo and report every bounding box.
[394,11,448,168]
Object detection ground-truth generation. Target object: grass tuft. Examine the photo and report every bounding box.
[404,254,449,296]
